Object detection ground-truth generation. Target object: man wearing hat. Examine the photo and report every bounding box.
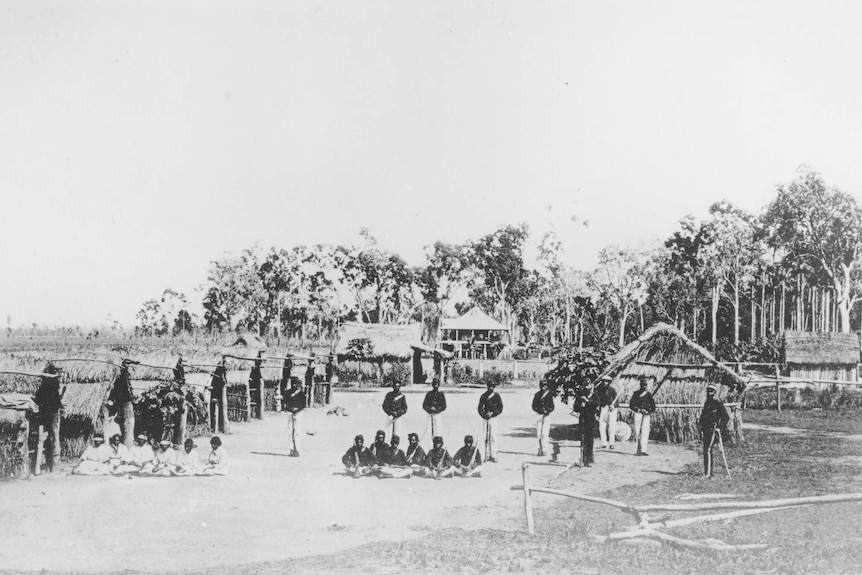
[376,435,413,478]
[342,434,376,477]
[33,363,65,473]
[423,436,454,479]
[283,376,306,457]
[453,435,483,477]
[597,375,618,450]
[478,381,504,462]
[630,376,657,456]
[531,379,555,457]
[422,377,447,440]
[700,384,730,478]
[404,432,427,468]
[382,382,408,438]
[575,380,600,467]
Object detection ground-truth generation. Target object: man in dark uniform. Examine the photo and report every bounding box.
[453,435,483,478]
[368,429,391,465]
[109,361,136,448]
[575,381,600,467]
[325,356,335,382]
[478,381,503,462]
[33,363,65,473]
[597,375,618,450]
[422,377,447,439]
[283,377,306,457]
[423,436,454,479]
[304,358,316,407]
[279,356,293,406]
[342,435,376,477]
[210,357,227,433]
[700,383,730,478]
[173,355,186,384]
[404,432,426,468]
[531,379,554,457]
[630,375,656,456]
[377,434,413,478]
[249,351,264,419]
[382,382,408,438]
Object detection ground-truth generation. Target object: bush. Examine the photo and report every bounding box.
[387,362,411,386]
[134,382,207,442]
[449,362,511,386]
[544,347,613,404]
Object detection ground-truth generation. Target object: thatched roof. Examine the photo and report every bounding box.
[442,307,508,332]
[335,322,424,361]
[231,334,268,350]
[62,380,113,421]
[601,323,747,396]
[783,331,859,365]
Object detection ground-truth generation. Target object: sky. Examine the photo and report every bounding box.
[2,0,862,328]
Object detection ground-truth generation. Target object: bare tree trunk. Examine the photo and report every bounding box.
[750,285,756,343]
[780,280,786,334]
[711,285,719,347]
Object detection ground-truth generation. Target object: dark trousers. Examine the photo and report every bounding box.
[42,411,61,472]
[210,398,226,433]
[581,426,596,464]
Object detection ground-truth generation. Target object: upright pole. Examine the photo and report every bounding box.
[522,463,535,535]
[775,365,782,413]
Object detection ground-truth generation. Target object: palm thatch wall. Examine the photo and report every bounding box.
[601,323,747,443]
[783,331,860,382]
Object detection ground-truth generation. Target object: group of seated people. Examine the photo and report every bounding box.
[73,433,229,477]
[341,430,482,479]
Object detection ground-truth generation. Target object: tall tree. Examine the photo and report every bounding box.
[590,245,650,347]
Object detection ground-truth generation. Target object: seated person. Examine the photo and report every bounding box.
[73,435,111,475]
[199,436,229,476]
[453,435,483,478]
[107,433,136,474]
[175,438,201,476]
[130,434,154,469]
[367,430,391,468]
[376,435,412,479]
[423,436,455,479]
[341,434,376,477]
[150,440,179,476]
[404,433,426,468]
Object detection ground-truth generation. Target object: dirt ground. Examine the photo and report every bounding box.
[0,388,697,573]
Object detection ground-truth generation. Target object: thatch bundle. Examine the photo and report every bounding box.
[601,323,747,443]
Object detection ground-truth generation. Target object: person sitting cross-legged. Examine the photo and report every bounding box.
[376,434,413,479]
[199,436,229,476]
[453,435,483,478]
[73,435,111,476]
[404,432,426,470]
[422,436,455,479]
[176,438,202,476]
[107,433,137,475]
[341,434,377,478]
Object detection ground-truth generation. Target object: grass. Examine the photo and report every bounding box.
[203,412,862,575]
[746,406,862,434]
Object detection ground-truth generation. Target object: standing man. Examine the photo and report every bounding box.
[598,375,618,450]
[382,382,408,438]
[699,383,730,478]
[33,363,64,473]
[249,351,264,419]
[478,381,503,463]
[280,356,293,406]
[575,381,600,467]
[630,375,657,456]
[283,377,306,457]
[422,377,447,440]
[304,357,316,408]
[531,379,555,457]
[209,357,227,433]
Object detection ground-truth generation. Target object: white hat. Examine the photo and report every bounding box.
[706,384,718,393]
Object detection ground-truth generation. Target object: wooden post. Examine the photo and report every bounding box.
[246,383,252,422]
[18,417,29,479]
[479,359,484,378]
[178,394,188,444]
[222,385,231,434]
[34,424,44,476]
[522,463,535,535]
[775,365,781,413]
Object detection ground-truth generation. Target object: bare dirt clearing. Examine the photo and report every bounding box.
[0,389,696,573]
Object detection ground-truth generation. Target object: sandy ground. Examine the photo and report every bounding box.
[0,388,697,573]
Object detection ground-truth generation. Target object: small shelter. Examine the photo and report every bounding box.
[0,393,37,479]
[440,307,509,360]
[599,323,747,443]
[782,331,859,383]
[335,322,450,384]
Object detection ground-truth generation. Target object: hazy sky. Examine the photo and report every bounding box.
[2,1,862,328]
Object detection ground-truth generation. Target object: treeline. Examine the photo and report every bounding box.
[136,168,862,358]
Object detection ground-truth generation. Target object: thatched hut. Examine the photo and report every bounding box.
[600,323,747,444]
[782,331,859,383]
[0,394,36,479]
[335,322,449,385]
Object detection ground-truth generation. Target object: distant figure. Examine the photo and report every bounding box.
[130,434,154,469]
[453,435,483,478]
[325,356,335,382]
[173,355,186,384]
[422,377,447,441]
[73,435,110,476]
[200,436,229,476]
[342,435,376,477]
[531,379,554,457]
[33,363,65,473]
[176,438,202,476]
[210,357,227,433]
[699,384,730,478]
[283,377,306,457]
[280,356,293,400]
[249,351,264,419]
[630,376,657,457]
[304,358,316,407]
[597,375,618,450]
[382,382,408,438]
[423,436,454,479]
[478,381,503,463]
[404,432,427,468]
[107,433,134,474]
[575,381,600,467]
[151,440,179,476]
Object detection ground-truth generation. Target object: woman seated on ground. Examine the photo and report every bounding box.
[148,440,179,476]
[73,435,111,476]
[199,436,228,476]
[107,433,137,475]
[130,434,154,469]
[175,438,201,476]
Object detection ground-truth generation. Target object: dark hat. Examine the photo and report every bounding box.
[354,434,364,442]
[432,436,443,444]
[407,433,419,441]
[464,435,474,443]
[391,435,400,444]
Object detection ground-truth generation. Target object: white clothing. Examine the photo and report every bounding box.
[483,417,499,460]
[536,413,551,454]
[287,412,301,452]
[599,406,618,447]
[633,413,651,454]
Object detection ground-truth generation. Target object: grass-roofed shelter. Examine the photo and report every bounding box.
[599,323,747,444]
[782,331,859,383]
[335,322,449,385]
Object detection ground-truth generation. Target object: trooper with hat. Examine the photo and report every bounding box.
[630,375,657,456]
[404,432,427,468]
[597,375,618,450]
[283,376,306,457]
[531,379,555,457]
[478,381,504,462]
[382,381,408,439]
[422,377,447,440]
[341,434,376,477]
[423,436,454,479]
[699,383,730,478]
[453,435,483,478]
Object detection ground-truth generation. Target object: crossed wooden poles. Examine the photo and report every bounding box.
[517,463,862,552]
